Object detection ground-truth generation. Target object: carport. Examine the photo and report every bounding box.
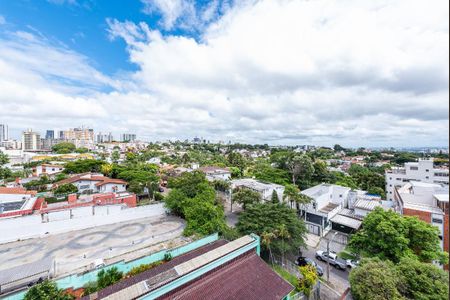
[330,214,362,234]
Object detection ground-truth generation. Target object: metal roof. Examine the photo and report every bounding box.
[330,214,362,230]
[0,257,52,286]
[353,199,382,211]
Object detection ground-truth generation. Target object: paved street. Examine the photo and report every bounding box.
[300,231,351,295]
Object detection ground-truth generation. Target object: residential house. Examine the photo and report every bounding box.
[32,164,65,177]
[53,173,127,194]
[231,178,285,202]
[198,166,232,181]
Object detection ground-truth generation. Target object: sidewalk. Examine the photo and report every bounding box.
[305,233,321,249]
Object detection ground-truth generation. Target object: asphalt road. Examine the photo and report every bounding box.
[301,246,350,293]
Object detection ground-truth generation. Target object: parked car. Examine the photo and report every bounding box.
[315,250,347,270]
[296,257,324,276]
[346,259,359,268]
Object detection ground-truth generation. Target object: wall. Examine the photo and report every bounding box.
[402,208,432,223]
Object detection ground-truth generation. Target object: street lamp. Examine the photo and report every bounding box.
[327,231,339,282]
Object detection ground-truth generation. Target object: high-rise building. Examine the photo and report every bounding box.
[121,133,136,142]
[22,129,41,151]
[58,130,65,140]
[96,132,114,143]
[0,124,8,141]
[63,127,95,149]
[45,130,55,140]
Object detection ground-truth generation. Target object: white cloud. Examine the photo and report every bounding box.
[140,0,197,30]
[0,15,5,25]
[0,0,448,146]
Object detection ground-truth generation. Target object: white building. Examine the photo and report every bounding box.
[53,173,127,194]
[199,166,232,182]
[0,187,37,215]
[385,159,449,201]
[22,129,40,151]
[0,124,8,142]
[64,127,95,149]
[33,164,65,177]
[231,178,285,202]
[395,181,449,252]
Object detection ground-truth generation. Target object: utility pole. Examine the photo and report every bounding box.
[327,231,339,282]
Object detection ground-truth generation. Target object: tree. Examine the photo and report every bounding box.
[111,150,120,163]
[237,203,307,256]
[52,142,76,154]
[165,189,189,217]
[283,184,301,209]
[396,258,449,300]
[183,200,226,236]
[261,231,277,264]
[75,147,89,154]
[276,224,290,263]
[97,267,123,289]
[311,160,330,184]
[212,179,231,193]
[333,144,346,152]
[24,280,74,300]
[0,152,9,165]
[227,152,246,177]
[286,154,314,187]
[0,152,10,180]
[348,207,447,264]
[101,163,113,177]
[250,162,290,185]
[271,190,280,203]
[232,188,261,209]
[63,159,105,174]
[349,258,403,300]
[54,183,78,195]
[297,265,319,297]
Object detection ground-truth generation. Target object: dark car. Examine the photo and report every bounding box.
[296,257,324,276]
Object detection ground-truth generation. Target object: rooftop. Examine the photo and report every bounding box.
[0,187,37,195]
[231,178,284,191]
[330,214,362,230]
[353,199,382,211]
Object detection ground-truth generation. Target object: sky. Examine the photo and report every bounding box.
[0,0,448,147]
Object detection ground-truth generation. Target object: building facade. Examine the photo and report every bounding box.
[21,129,41,151]
[385,159,449,201]
[63,127,95,149]
[121,133,136,142]
[0,124,8,142]
[394,181,449,265]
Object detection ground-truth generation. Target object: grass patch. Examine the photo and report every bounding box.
[338,250,357,260]
[272,264,299,293]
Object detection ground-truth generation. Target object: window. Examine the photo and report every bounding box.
[432,218,443,224]
[339,194,343,198]
[425,176,429,179]
[389,177,392,180]
[389,184,392,187]
[426,169,429,172]
[410,166,418,171]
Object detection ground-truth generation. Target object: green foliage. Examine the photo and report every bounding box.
[163,253,173,262]
[74,147,89,154]
[349,207,447,264]
[347,164,386,198]
[63,159,105,174]
[126,261,163,277]
[232,188,261,209]
[227,152,246,177]
[97,267,123,290]
[165,171,228,237]
[297,265,319,297]
[286,154,314,188]
[52,142,76,154]
[54,183,78,195]
[272,265,300,293]
[183,199,225,236]
[349,258,403,300]
[392,152,419,165]
[0,152,9,166]
[349,257,449,300]
[24,280,75,300]
[236,203,306,256]
[250,162,290,185]
[23,176,50,192]
[82,281,98,296]
[396,258,449,300]
[53,173,68,182]
[212,179,231,192]
[111,150,120,162]
[271,190,279,203]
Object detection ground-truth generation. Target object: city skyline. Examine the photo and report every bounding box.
[0,0,448,147]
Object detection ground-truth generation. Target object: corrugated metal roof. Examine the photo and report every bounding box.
[330,214,362,230]
[353,199,381,211]
[0,257,52,286]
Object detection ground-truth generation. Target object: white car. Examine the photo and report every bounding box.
[346,259,359,268]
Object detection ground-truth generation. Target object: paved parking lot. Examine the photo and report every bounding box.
[0,215,185,276]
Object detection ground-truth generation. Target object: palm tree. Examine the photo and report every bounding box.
[261,231,277,265]
[296,194,313,221]
[277,224,291,265]
[283,184,301,209]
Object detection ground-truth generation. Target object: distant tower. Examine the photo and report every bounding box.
[0,124,9,141]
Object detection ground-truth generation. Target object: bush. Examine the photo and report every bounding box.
[126,261,163,277]
[97,267,123,290]
[163,253,173,262]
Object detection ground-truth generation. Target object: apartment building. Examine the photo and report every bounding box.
[394,181,449,259]
[121,133,137,142]
[0,124,8,141]
[64,127,95,149]
[21,129,40,151]
[385,159,449,201]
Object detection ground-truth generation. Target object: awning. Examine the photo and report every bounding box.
[330,214,362,230]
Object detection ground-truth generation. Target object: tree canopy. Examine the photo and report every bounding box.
[236,203,307,255]
[24,280,74,300]
[348,207,448,264]
[349,257,449,300]
[232,188,261,209]
[52,142,76,154]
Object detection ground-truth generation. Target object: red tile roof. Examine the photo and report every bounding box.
[53,173,127,187]
[159,251,294,300]
[0,187,37,195]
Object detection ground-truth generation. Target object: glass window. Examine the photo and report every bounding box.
[432,218,443,224]
[410,166,418,171]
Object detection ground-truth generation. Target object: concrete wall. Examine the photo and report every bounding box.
[0,204,165,244]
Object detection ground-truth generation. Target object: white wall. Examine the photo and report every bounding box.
[0,204,165,244]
